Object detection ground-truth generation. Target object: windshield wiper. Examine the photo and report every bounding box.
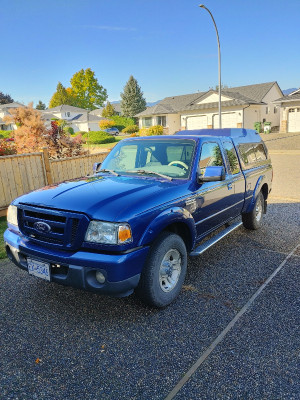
[98,169,119,176]
[127,169,173,181]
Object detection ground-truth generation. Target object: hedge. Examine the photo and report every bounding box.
[82,131,116,144]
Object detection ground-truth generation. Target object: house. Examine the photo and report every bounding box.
[135,82,283,134]
[273,88,300,132]
[0,102,25,130]
[42,105,104,132]
[89,102,122,118]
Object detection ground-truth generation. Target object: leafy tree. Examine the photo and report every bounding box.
[99,119,115,130]
[102,101,115,118]
[3,103,86,158]
[49,82,70,108]
[0,92,14,105]
[120,75,146,118]
[110,115,135,132]
[36,100,46,110]
[70,68,107,110]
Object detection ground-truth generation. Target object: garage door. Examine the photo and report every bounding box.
[186,115,207,130]
[288,108,300,132]
[213,113,237,128]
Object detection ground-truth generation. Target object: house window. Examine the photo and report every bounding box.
[65,112,71,117]
[143,117,152,127]
[157,116,166,127]
[266,107,269,114]
[274,107,277,114]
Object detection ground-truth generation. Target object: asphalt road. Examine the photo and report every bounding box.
[1,134,299,400]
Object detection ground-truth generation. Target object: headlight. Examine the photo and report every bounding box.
[85,221,132,245]
[7,205,18,227]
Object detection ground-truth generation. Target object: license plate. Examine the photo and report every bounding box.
[27,258,50,281]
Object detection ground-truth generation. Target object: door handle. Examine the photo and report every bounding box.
[227,183,233,190]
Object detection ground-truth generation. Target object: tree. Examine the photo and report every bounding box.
[70,68,107,110]
[49,82,70,108]
[36,100,46,110]
[102,101,115,118]
[120,76,146,118]
[0,92,14,105]
[3,103,86,158]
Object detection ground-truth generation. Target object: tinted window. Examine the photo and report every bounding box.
[223,141,240,174]
[199,142,224,174]
[254,143,267,161]
[239,143,257,166]
[239,142,267,167]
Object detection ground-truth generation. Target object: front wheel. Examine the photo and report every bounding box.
[135,232,187,308]
[242,191,264,230]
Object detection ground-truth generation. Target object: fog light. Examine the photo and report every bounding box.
[95,271,106,284]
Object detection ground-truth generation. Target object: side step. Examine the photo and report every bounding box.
[190,221,243,256]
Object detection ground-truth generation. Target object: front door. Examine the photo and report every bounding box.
[193,140,240,239]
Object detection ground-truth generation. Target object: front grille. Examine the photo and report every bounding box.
[18,205,89,250]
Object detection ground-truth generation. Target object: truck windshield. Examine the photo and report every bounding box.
[101,139,196,179]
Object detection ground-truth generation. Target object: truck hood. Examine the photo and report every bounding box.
[15,175,186,222]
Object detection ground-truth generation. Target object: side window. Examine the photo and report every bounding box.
[223,141,240,175]
[239,142,267,167]
[254,143,267,161]
[239,143,257,166]
[199,142,224,174]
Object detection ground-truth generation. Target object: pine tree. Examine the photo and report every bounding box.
[102,101,115,117]
[0,92,14,105]
[36,100,46,110]
[120,76,146,118]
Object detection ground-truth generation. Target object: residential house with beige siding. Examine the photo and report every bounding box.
[136,82,282,134]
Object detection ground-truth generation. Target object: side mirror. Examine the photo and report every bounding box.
[197,166,225,183]
[93,162,101,173]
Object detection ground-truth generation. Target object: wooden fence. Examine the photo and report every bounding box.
[0,148,109,215]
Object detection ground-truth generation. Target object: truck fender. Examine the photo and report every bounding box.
[244,175,265,214]
[138,207,197,249]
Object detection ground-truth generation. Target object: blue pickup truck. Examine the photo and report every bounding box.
[4,128,272,307]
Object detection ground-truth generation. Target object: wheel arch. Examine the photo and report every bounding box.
[138,207,196,252]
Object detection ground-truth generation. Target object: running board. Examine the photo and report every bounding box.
[190,221,243,256]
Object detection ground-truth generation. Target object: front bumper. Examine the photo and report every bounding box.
[4,228,149,297]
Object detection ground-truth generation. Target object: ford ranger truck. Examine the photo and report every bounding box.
[4,128,273,308]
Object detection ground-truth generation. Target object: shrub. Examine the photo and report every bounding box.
[139,125,164,136]
[82,131,116,144]
[0,130,13,139]
[129,133,139,138]
[99,119,115,130]
[122,125,139,134]
[0,139,17,156]
[63,126,74,135]
[110,115,135,132]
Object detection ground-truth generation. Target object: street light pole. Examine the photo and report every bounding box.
[199,4,222,129]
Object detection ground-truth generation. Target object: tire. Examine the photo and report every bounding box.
[242,191,264,230]
[135,232,187,308]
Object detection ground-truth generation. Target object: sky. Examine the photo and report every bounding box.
[1,0,299,107]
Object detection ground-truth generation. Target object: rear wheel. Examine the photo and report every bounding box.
[242,191,264,230]
[135,232,187,308]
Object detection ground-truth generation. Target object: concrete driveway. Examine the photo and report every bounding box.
[1,133,299,400]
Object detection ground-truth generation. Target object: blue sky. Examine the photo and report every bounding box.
[1,0,299,107]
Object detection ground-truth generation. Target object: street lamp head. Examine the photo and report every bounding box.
[199,4,205,8]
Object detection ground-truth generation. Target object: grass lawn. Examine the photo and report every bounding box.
[84,135,128,153]
[0,216,7,259]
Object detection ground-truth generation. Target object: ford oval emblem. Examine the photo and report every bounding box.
[33,221,51,233]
